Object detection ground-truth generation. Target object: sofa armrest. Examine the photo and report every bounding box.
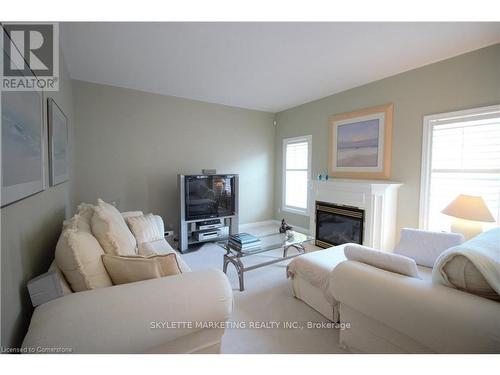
[330,261,500,353]
[22,269,233,353]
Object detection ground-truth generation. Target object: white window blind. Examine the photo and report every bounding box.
[283,136,311,215]
[420,106,500,231]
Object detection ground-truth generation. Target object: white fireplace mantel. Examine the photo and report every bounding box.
[310,179,402,251]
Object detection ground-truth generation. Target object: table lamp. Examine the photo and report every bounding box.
[441,194,495,240]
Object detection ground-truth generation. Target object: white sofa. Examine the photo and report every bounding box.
[288,228,500,353]
[22,205,233,354]
[331,255,500,353]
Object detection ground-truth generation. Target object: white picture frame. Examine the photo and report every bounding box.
[48,98,69,186]
[1,88,45,207]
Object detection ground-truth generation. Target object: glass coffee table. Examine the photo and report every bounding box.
[218,232,313,291]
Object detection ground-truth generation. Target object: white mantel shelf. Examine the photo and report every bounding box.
[310,179,402,251]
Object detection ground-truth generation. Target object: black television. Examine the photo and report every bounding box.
[184,175,237,220]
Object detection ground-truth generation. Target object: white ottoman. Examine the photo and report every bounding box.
[287,244,347,321]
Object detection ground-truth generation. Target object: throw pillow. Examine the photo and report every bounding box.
[138,239,192,272]
[344,244,420,278]
[126,213,164,244]
[394,228,464,268]
[91,199,137,256]
[120,211,144,219]
[102,253,182,285]
[55,215,113,292]
[62,202,95,232]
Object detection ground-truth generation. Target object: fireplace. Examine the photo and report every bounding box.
[315,201,364,248]
[310,180,401,250]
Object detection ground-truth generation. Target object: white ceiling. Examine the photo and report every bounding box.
[61,22,500,112]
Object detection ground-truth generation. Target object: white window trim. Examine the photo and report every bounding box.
[282,135,312,216]
[419,104,500,229]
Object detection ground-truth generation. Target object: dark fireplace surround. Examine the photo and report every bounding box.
[315,201,365,248]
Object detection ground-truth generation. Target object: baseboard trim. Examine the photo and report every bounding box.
[239,219,310,235]
[239,220,278,230]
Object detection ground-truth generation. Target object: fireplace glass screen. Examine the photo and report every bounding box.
[315,202,364,248]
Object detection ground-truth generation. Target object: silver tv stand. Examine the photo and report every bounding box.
[178,174,239,253]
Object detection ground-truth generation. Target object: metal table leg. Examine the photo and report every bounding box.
[223,239,309,292]
[283,243,305,258]
[236,259,244,292]
[222,254,245,291]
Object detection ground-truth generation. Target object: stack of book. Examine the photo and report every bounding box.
[229,233,261,252]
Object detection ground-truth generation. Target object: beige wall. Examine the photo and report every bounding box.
[275,43,500,232]
[1,53,75,348]
[72,81,275,230]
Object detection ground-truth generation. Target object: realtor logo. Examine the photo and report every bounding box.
[1,23,59,91]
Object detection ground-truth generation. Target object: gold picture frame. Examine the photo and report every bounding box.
[328,103,393,179]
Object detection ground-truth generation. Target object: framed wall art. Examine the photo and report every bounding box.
[329,103,393,179]
[48,98,69,186]
[1,88,45,207]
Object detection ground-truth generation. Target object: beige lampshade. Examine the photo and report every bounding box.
[441,194,495,223]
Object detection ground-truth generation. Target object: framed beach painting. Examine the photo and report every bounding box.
[48,98,69,186]
[328,104,393,179]
[1,43,46,207]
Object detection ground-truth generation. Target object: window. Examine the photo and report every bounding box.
[282,135,312,215]
[420,105,500,231]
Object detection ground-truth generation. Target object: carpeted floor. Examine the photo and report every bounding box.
[180,223,346,354]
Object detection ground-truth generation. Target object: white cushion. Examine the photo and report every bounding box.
[394,228,464,268]
[91,199,137,256]
[152,215,164,237]
[63,202,94,232]
[120,211,144,219]
[126,213,164,244]
[102,253,182,285]
[55,213,113,292]
[344,244,420,278]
